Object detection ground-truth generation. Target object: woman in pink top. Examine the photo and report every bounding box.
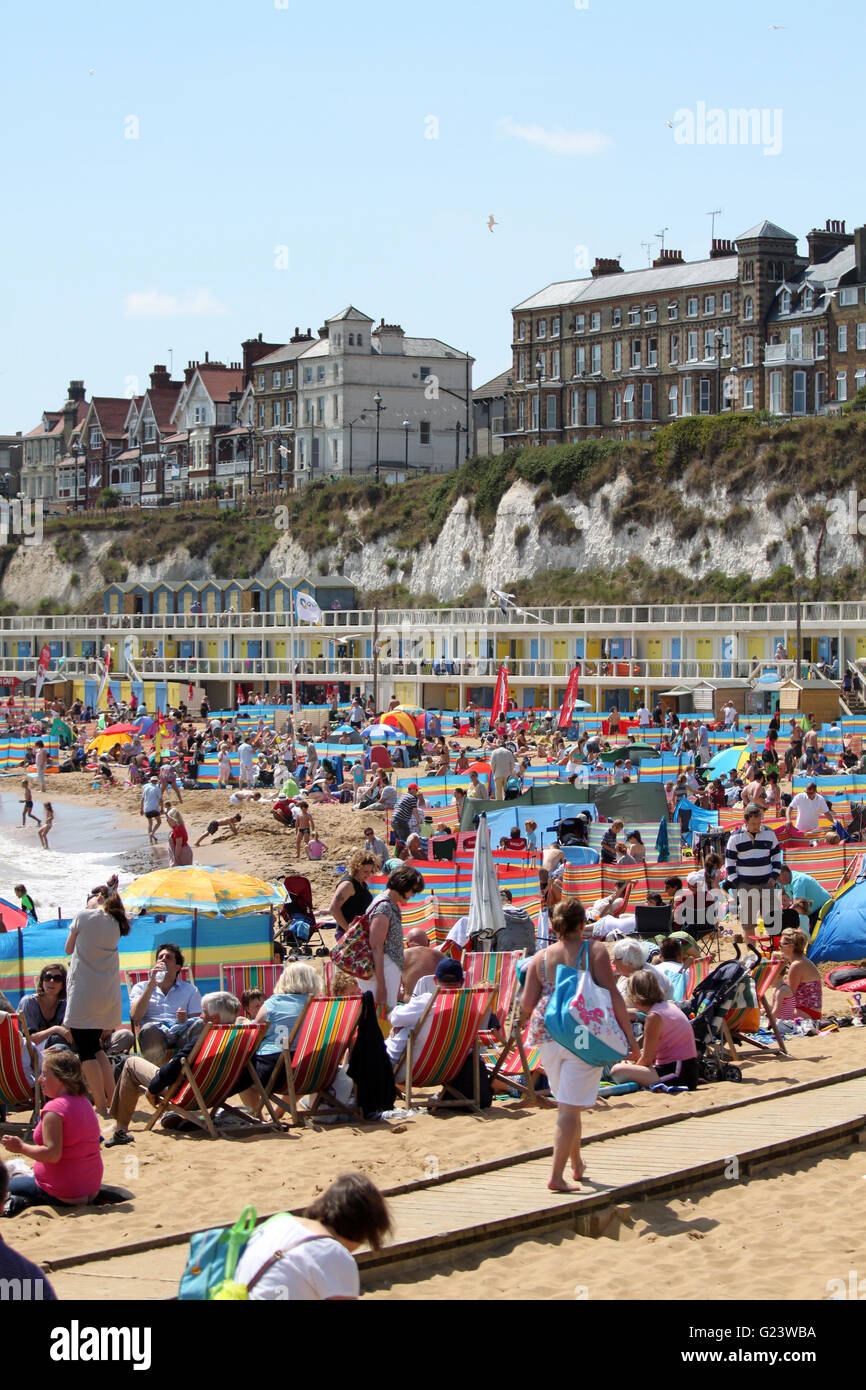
[1,1050,102,1215]
[610,970,699,1091]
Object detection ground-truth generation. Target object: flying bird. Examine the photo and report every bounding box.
[665,120,674,128]
[488,215,500,233]
[769,24,786,28]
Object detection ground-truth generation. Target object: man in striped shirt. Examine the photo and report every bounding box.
[724,803,783,946]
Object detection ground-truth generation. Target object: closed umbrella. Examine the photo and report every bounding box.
[465,813,507,943]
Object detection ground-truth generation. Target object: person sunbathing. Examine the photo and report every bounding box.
[609,969,699,1092]
[771,928,823,1034]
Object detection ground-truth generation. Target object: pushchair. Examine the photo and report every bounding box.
[847,802,866,842]
[685,959,747,1084]
[275,875,328,958]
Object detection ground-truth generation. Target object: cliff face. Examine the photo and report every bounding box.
[2,463,862,609]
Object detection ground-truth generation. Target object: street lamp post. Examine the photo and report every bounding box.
[348,414,366,476]
[536,358,544,446]
[373,392,385,483]
[402,418,410,474]
[455,421,462,469]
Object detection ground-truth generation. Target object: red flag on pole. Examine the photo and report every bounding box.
[558,667,582,729]
[35,644,52,699]
[490,664,509,725]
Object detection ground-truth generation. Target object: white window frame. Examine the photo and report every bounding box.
[779,290,791,315]
[802,288,813,311]
[576,345,586,375]
[669,333,679,365]
[575,314,585,333]
[703,294,715,316]
[641,383,653,420]
[814,328,826,359]
[838,324,848,352]
[687,331,699,363]
[537,318,547,339]
[857,323,866,350]
[518,319,526,341]
[647,336,658,367]
[744,297,754,321]
[687,297,698,318]
[839,288,858,307]
[722,292,731,313]
[815,372,826,411]
[551,315,561,337]
[743,335,754,366]
[792,370,807,416]
[623,382,635,420]
[769,369,783,414]
[628,306,640,326]
[611,341,621,372]
[611,308,622,328]
[667,301,679,321]
[613,389,622,421]
[836,371,848,403]
[551,348,561,379]
[682,378,693,416]
[743,377,754,409]
[644,304,658,323]
[630,338,641,369]
[590,343,601,374]
[589,312,601,332]
[668,384,678,416]
[273,370,282,389]
[586,389,597,426]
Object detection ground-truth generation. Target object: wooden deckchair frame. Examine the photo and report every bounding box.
[261,995,362,1127]
[402,985,495,1114]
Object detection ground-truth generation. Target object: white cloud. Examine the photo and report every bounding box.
[498,118,611,157]
[123,288,228,318]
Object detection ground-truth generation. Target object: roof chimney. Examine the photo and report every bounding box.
[204,351,210,363]
[855,225,866,282]
[709,238,735,259]
[150,365,171,390]
[653,248,686,267]
[67,380,86,402]
[590,257,623,278]
[807,219,853,265]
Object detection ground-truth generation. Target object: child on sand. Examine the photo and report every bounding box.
[20,780,40,828]
[14,884,38,921]
[195,813,242,847]
[306,834,328,861]
[38,803,54,850]
[294,801,315,859]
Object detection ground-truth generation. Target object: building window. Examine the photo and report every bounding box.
[89,428,102,449]
[273,371,282,389]
[743,336,754,366]
[855,368,866,394]
[839,288,858,306]
[537,318,547,339]
[531,394,539,430]
[273,401,281,428]
[802,288,813,311]
[536,352,546,378]
[357,334,363,347]
[630,338,641,368]
[551,349,561,378]
[257,445,265,471]
[703,295,715,315]
[647,336,658,367]
[743,296,754,321]
[348,334,354,346]
[333,395,339,423]
[623,383,635,420]
[611,341,620,372]
[570,390,580,426]
[613,389,622,421]
[667,301,679,321]
[517,352,527,381]
[780,290,791,315]
[668,384,678,416]
[628,306,640,326]
[590,344,601,373]
[722,291,732,313]
[575,313,585,333]
[769,370,783,414]
[304,401,312,424]
[641,383,653,420]
[815,373,826,410]
[590,312,601,332]
[286,368,294,387]
[419,365,431,380]
[721,326,731,357]
[838,324,848,352]
[792,370,807,416]
[687,297,698,317]
[518,320,526,340]
[743,261,754,282]
[317,397,325,422]
[611,308,622,328]
[682,378,693,416]
[316,365,326,382]
[517,399,525,430]
[303,367,313,383]
[576,345,587,375]
[552,315,561,337]
[743,376,754,409]
[836,371,848,402]
[644,304,658,323]
[813,328,826,359]
[768,261,784,282]
[586,389,597,426]
[267,440,275,469]
[669,333,679,365]
[258,373,265,389]
[687,331,698,362]
[857,323,866,350]
[546,395,557,429]
[699,379,711,414]
[257,404,265,427]
[286,401,294,426]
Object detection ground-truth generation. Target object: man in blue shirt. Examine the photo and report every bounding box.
[778,865,831,930]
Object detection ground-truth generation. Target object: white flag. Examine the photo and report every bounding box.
[294,589,323,625]
[124,636,142,685]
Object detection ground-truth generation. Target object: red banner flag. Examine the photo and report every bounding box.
[490,664,509,725]
[558,667,582,729]
[35,643,52,698]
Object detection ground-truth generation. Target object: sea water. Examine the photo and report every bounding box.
[0,792,151,923]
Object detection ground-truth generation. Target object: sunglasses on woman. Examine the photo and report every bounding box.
[43,973,64,983]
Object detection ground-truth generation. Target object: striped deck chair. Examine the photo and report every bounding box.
[484,1021,552,1107]
[262,995,363,1126]
[463,950,525,1046]
[219,962,284,1004]
[144,1022,281,1139]
[672,955,717,1004]
[725,959,786,1058]
[0,1011,40,1127]
[402,985,496,1113]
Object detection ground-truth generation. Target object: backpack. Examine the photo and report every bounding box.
[330,912,375,979]
[178,1207,324,1300]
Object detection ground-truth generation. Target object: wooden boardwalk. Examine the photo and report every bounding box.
[42,1071,866,1299]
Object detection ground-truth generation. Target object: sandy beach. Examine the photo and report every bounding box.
[3,762,866,1300]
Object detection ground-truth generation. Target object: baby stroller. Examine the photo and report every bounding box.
[847,802,866,842]
[686,959,747,1084]
[276,875,328,958]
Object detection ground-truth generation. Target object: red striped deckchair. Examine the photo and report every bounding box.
[219,962,284,1002]
[144,1021,280,1139]
[725,958,786,1058]
[463,950,525,1046]
[0,1011,40,1126]
[678,955,717,1001]
[484,1021,552,1106]
[402,985,495,1112]
[263,995,362,1126]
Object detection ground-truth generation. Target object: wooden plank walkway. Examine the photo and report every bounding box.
[42,1073,866,1298]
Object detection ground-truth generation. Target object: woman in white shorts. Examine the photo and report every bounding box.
[519,899,637,1192]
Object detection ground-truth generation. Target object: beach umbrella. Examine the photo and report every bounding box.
[382,709,417,738]
[465,813,507,942]
[135,716,157,734]
[468,760,492,775]
[122,866,284,917]
[600,743,660,763]
[101,722,140,737]
[366,723,401,741]
[707,745,749,776]
[86,731,133,755]
[0,897,27,931]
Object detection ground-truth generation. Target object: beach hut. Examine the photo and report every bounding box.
[151,582,175,618]
[266,580,293,615]
[772,677,841,725]
[175,581,201,616]
[200,580,227,617]
[104,583,125,616]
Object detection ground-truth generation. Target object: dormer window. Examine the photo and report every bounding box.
[803,287,813,311]
[780,290,791,315]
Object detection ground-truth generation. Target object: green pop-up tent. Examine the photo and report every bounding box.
[458,780,669,831]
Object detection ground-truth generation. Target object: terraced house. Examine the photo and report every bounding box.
[506,218,866,443]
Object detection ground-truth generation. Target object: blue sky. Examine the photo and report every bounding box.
[3,0,863,427]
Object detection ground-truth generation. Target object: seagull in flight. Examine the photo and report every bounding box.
[769,24,786,29]
[488,214,500,233]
